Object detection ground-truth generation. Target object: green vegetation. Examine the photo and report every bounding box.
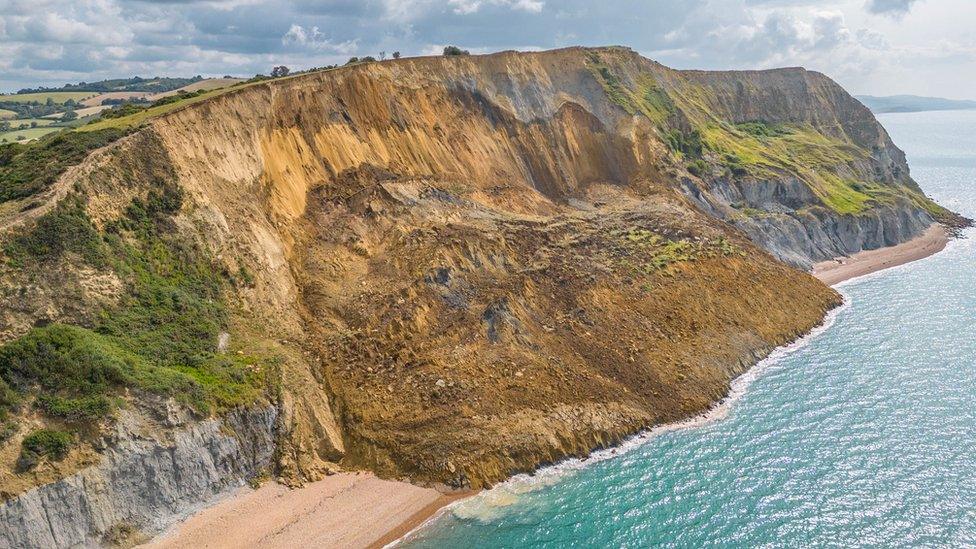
[0,128,127,201]
[16,76,203,95]
[699,123,882,214]
[3,198,106,265]
[0,127,62,143]
[4,119,54,130]
[734,121,791,138]
[686,159,708,177]
[619,228,745,275]
[18,429,72,470]
[99,103,148,120]
[665,129,703,158]
[443,46,470,56]
[0,182,271,432]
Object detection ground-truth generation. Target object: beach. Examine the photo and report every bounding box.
[812,224,948,286]
[142,473,471,549]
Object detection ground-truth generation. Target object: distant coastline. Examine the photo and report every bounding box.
[857,94,976,114]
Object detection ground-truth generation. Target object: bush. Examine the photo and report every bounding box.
[722,153,748,177]
[735,121,790,138]
[18,429,72,470]
[100,103,148,120]
[3,197,106,266]
[686,159,709,178]
[443,46,470,56]
[36,395,113,422]
[665,129,703,158]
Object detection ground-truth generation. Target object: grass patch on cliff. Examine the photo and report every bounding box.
[618,228,745,275]
[584,52,676,124]
[0,184,271,427]
[0,128,128,202]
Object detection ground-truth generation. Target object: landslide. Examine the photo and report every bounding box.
[0,47,875,493]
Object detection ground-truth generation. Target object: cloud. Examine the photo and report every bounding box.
[865,0,921,17]
[0,0,973,99]
[281,24,358,53]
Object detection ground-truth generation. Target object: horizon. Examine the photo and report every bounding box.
[2,0,975,99]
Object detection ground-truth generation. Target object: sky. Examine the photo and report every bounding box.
[0,0,974,98]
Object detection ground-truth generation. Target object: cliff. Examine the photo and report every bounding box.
[0,46,953,545]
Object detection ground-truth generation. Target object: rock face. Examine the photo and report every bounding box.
[0,46,956,544]
[0,407,276,548]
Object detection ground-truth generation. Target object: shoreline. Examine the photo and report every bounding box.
[811,224,948,286]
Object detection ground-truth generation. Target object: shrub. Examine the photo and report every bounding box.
[18,429,72,470]
[100,103,148,120]
[686,159,709,178]
[665,129,703,158]
[443,46,470,56]
[3,197,106,266]
[735,121,790,138]
[36,395,114,422]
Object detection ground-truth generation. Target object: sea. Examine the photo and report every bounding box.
[399,110,976,548]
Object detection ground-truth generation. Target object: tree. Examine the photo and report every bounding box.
[379,51,386,60]
[443,45,470,56]
[346,57,360,65]
[30,121,37,128]
[62,109,78,121]
[392,51,401,59]
[271,65,290,78]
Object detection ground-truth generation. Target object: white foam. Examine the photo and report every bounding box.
[389,298,850,545]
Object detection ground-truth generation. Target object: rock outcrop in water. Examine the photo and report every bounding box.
[0,46,955,545]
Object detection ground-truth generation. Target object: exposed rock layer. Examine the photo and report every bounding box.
[0,407,276,548]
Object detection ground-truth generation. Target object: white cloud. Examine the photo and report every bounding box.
[282,24,358,53]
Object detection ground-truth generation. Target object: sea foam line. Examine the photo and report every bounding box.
[390,297,850,545]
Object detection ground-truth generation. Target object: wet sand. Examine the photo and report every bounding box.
[142,473,471,549]
[812,224,948,286]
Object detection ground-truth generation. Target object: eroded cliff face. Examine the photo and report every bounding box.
[0,46,947,542]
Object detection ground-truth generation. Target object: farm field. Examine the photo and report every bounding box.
[0,109,16,119]
[0,126,62,142]
[42,105,111,119]
[79,91,152,107]
[4,118,55,129]
[0,91,97,104]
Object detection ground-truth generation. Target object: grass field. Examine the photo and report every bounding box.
[42,105,111,120]
[0,91,97,104]
[0,109,16,120]
[5,119,55,129]
[0,126,63,143]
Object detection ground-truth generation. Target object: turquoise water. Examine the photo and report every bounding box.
[401,110,976,548]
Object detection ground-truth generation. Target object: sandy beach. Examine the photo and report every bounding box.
[812,224,948,286]
[142,473,471,549]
